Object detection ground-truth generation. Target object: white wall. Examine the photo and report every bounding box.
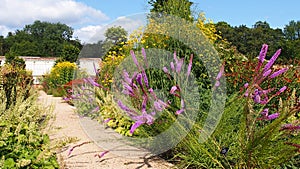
[0,56,101,84]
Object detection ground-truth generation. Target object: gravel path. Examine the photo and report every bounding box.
[38,90,174,169]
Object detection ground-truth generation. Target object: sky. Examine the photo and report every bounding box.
[0,0,299,43]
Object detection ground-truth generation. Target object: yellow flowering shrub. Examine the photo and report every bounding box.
[42,61,77,96]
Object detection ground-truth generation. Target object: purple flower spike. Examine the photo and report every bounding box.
[253,94,261,103]
[136,73,143,87]
[130,121,144,134]
[163,67,169,74]
[170,62,175,71]
[103,118,111,123]
[86,77,101,87]
[142,48,148,68]
[216,63,225,81]
[187,54,193,77]
[269,68,289,79]
[263,69,272,77]
[130,113,154,134]
[263,49,281,72]
[123,70,132,84]
[131,50,139,68]
[276,86,287,95]
[260,108,269,116]
[142,70,149,88]
[214,81,220,87]
[170,86,178,94]
[176,58,184,73]
[267,113,280,120]
[176,109,185,115]
[95,150,110,158]
[256,44,268,71]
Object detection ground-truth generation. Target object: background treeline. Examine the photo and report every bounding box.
[215,20,300,62]
[0,16,300,63]
[0,20,82,57]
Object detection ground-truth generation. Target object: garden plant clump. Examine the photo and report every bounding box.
[0,58,59,168]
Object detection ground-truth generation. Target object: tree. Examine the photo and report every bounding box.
[284,20,300,40]
[148,0,194,22]
[55,44,80,64]
[102,26,128,54]
[1,20,81,57]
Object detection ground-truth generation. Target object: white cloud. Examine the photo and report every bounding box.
[76,13,147,44]
[0,25,12,37]
[0,0,109,34]
[73,25,104,44]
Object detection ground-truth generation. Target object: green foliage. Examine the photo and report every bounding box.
[41,61,77,96]
[0,59,33,109]
[55,44,80,65]
[1,20,82,57]
[0,90,58,169]
[148,0,194,22]
[171,90,300,168]
[102,26,128,54]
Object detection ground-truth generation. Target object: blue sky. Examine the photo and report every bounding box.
[0,0,299,43]
[77,0,300,28]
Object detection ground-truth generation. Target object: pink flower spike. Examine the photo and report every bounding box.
[267,113,280,120]
[142,48,148,67]
[130,121,144,134]
[170,86,178,94]
[163,67,169,74]
[176,58,184,73]
[269,68,289,79]
[260,108,269,117]
[256,44,268,71]
[170,62,175,71]
[187,54,193,77]
[244,83,249,88]
[216,62,225,80]
[103,118,111,123]
[130,50,139,68]
[176,109,185,115]
[263,69,272,77]
[95,150,109,158]
[276,86,287,95]
[263,49,281,72]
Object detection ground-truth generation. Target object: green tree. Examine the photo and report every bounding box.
[148,0,194,22]
[55,44,80,64]
[102,26,128,54]
[284,20,300,40]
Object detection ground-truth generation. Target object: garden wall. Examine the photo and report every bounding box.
[0,56,101,84]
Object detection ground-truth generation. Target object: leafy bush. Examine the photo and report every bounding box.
[42,61,77,96]
[0,89,58,168]
[0,62,33,109]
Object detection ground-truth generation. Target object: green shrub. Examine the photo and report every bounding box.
[42,61,77,96]
[0,89,58,169]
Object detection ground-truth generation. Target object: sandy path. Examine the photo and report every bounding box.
[37,90,174,169]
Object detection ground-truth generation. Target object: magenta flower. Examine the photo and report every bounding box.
[216,63,225,81]
[269,68,289,79]
[267,113,280,120]
[255,44,268,72]
[187,54,193,77]
[95,150,110,158]
[280,124,300,131]
[130,112,154,134]
[262,49,281,73]
[170,62,175,71]
[131,50,139,68]
[103,118,112,123]
[276,86,287,95]
[262,69,272,77]
[260,108,269,116]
